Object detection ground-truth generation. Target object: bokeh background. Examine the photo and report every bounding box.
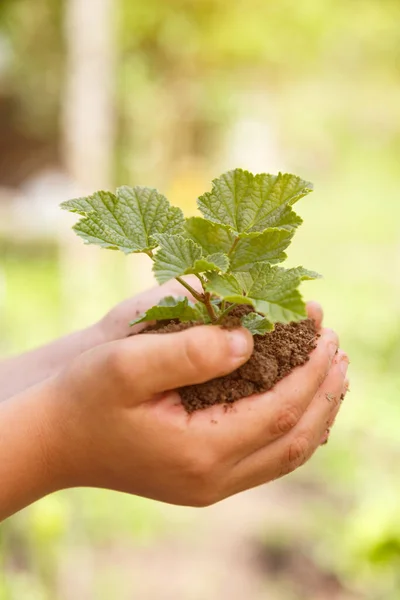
[1,0,400,598]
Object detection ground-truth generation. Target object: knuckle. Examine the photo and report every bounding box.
[103,344,127,379]
[181,337,205,374]
[281,431,313,476]
[180,447,223,507]
[272,404,303,436]
[288,432,312,465]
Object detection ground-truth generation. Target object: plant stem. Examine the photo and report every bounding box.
[228,236,240,257]
[145,250,204,304]
[217,303,238,323]
[195,273,207,292]
[203,292,218,323]
[175,277,203,302]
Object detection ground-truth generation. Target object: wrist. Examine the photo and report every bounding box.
[28,378,72,495]
[0,380,69,520]
[37,374,87,492]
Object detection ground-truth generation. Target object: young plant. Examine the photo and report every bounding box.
[61,169,320,335]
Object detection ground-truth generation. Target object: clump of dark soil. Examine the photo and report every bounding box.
[142,305,317,413]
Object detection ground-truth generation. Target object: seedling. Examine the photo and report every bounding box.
[61,168,320,335]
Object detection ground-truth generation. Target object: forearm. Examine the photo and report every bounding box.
[0,323,106,401]
[0,379,61,521]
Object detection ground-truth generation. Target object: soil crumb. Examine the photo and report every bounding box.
[142,305,317,413]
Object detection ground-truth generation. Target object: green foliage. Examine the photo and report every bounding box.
[206,265,321,323]
[61,187,184,254]
[130,296,200,326]
[240,312,274,335]
[197,170,311,234]
[184,218,294,271]
[3,2,400,595]
[62,168,318,334]
[152,234,229,283]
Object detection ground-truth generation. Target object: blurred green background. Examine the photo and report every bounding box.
[1,0,400,598]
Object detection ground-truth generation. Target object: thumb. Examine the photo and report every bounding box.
[115,325,253,401]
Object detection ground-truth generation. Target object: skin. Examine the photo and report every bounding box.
[0,283,349,522]
[0,280,191,401]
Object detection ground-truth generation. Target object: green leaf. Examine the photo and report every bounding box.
[230,228,293,271]
[241,312,274,335]
[153,234,229,284]
[193,252,230,274]
[206,265,320,323]
[191,301,219,324]
[130,296,200,326]
[61,187,184,254]
[197,169,312,235]
[184,217,293,270]
[61,169,321,330]
[184,217,236,255]
[240,265,321,322]
[274,210,303,231]
[206,272,253,305]
[153,235,201,283]
[254,266,320,322]
[61,196,99,215]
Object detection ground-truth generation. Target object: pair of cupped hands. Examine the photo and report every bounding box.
[37,279,349,508]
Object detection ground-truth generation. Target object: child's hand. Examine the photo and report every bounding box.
[42,321,347,507]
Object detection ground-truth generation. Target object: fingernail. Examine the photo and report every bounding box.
[227,329,251,359]
[339,355,349,376]
[320,428,330,445]
[341,379,350,402]
[328,341,338,359]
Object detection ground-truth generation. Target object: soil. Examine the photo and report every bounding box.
[142,305,317,413]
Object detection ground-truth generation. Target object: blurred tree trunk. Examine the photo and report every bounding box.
[62,0,115,191]
[59,0,153,331]
[59,0,117,331]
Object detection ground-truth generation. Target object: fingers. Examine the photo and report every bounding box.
[227,350,349,495]
[109,325,254,402]
[320,377,349,445]
[202,328,339,458]
[306,301,323,330]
